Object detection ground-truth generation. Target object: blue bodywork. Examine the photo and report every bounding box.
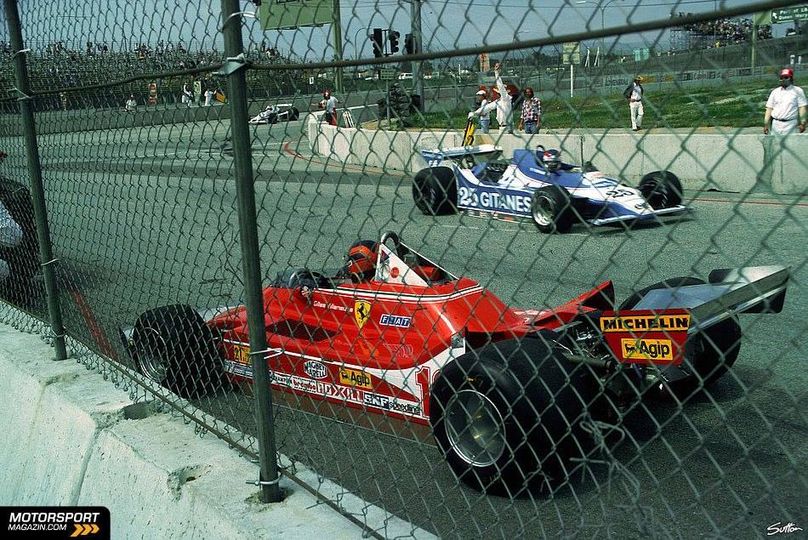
[418,143,686,227]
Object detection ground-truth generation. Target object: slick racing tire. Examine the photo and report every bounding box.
[638,171,682,210]
[530,185,573,233]
[132,304,222,398]
[620,277,741,399]
[430,336,594,497]
[412,167,457,216]
[288,107,300,121]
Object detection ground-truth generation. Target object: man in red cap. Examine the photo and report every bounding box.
[764,67,807,135]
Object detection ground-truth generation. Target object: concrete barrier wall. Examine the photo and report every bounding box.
[0,320,432,539]
[309,117,808,195]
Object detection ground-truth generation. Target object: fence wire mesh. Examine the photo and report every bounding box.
[2,0,808,537]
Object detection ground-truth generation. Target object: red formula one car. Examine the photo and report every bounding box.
[125,232,789,495]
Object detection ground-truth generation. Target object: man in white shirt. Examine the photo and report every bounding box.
[764,67,807,135]
[467,63,513,133]
[469,88,491,133]
[623,76,644,131]
[181,83,192,105]
[124,95,137,112]
[319,89,338,126]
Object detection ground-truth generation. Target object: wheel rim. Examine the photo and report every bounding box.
[444,389,507,467]
[532,195,553,226]
[135,327,169,383]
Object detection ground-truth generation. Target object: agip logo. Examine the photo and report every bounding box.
[354,300,371,329]
[339,367,372,390]
[621,338,674,362]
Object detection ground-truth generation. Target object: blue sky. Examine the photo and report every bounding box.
[0,0,793,61]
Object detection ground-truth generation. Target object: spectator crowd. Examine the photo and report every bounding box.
[676,15,773,48]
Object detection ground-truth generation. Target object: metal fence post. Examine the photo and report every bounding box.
[3,0,67,361]
[219,0,282,503]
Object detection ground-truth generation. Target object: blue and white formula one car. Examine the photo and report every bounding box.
[412,142,687,233]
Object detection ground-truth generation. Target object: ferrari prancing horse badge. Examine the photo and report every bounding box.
[354,300,371,329]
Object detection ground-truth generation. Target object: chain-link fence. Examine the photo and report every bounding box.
[2,0,807,537]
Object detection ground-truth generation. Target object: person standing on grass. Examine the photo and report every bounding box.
[764,67,807,135]
[518,87,542,134]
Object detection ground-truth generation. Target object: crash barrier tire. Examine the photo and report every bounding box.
[638,171,683,210]
[530,184,574,233]
[619,277,742,399]
[0,177,41,308]
[412,167,457,216]
[430,336,594,496]
[132,304,222,398]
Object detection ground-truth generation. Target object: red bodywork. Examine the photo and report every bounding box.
[205,242,687,425]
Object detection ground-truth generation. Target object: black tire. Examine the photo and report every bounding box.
[620,277,741,398]
[430,336,594,496]
[132,305,222,398]
[0,177,41,308]
[638,171,682,210]
[289,107,300,121]
[530,185,573,233]
[412,167,457,216]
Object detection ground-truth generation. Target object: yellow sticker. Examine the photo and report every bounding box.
[339,367,372,390]
[600,314,690,333]
[620,338,674,362]
[233,344,250,365]
[354,300,371,329]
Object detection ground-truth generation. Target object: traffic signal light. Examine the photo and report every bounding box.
[404,33,414,55]
[388,30,400,54]
[371,28,383,58]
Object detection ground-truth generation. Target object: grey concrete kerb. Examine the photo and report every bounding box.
[0,313,435,539]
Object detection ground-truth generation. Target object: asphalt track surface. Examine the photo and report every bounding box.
[2,116,807,538]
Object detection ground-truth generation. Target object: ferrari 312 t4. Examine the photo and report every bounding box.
[125,232,789,494]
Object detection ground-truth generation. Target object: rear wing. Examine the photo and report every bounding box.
[629,265,788,330]
[599,265,789,367]
[419,145,503,167]
[419,118,502,167]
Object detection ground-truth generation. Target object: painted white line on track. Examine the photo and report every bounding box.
[436,223,522,232]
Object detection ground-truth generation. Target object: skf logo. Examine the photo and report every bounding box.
[354,300,371,329]
[621,338,673,362]
[364,393,390,409]
[339,367,372,389]
[72,524,100,537]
